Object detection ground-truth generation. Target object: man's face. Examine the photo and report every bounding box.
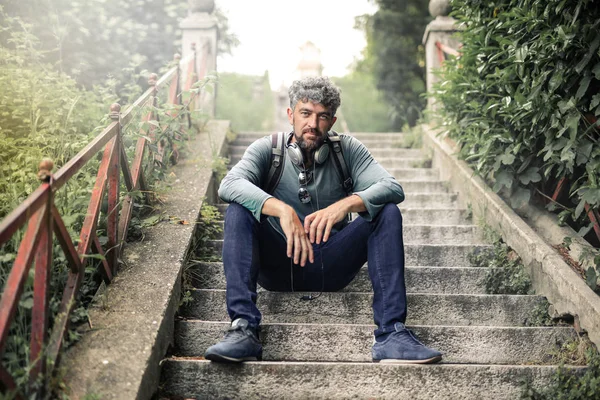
[287,100,337,152]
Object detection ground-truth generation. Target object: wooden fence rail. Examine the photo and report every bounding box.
[0,42,208,397]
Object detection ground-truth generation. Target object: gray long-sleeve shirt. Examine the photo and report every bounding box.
[218,133,405,237]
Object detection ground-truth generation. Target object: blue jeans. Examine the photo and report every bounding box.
[222,203,407,337]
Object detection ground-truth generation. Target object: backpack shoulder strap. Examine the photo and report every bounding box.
[327,131,353,195]
[264,132,286,194]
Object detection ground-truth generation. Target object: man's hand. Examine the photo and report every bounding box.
[262,198,314,266]
[304,195,367,244]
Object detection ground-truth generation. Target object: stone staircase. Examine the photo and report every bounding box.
[158,132,578,399]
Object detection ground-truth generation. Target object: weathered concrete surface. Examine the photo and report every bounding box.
[188,263,488,294]
[422,124,600,347]
[183,290,548,327]
[161,360,582,400]
[60,120,230,400]
[175,321,575,364]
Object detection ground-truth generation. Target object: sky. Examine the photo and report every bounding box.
[215,1,378,89]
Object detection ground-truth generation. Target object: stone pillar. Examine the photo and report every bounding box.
[180,0,218,117]
[422,0,459,109]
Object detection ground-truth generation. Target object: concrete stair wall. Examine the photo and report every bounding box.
[158,131,579,399]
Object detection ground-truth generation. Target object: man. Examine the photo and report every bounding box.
[205,76,442,364]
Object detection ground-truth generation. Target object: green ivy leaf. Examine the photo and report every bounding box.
[493,170,513,192]
[586,266,598,290]
[518,167,542,185]
[576,75,592,100]
[499,153,516,165]
[510,187,531,208]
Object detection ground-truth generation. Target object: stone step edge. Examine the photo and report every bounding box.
[176,320,569,331]
[162,359,584,369]
[190,289,539,299]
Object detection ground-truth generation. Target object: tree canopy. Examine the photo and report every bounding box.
[355,0,431,129]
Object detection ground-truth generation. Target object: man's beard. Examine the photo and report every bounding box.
[295,128,325,153]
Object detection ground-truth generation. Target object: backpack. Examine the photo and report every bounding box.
[263,131,353,196]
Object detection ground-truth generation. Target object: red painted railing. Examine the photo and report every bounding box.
[0,42,209,397]
[435,41,460,64]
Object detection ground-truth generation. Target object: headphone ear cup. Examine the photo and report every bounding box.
[287,143,303,166]
[313,143,330,165]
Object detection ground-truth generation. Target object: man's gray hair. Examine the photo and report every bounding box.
[288,76,341,116]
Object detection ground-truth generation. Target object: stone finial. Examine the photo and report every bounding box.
[38,158,54,182]
[188,0,214,14]
[174,53,181,61]
[148,73,158,86]
[429,0,451,17]
[110,103,121,120]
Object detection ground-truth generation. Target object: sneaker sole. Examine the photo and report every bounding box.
[374,355,443,364]
[205,353,262,363]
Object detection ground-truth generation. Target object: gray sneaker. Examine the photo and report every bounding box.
[372,322,442,364]
[205,318,263,363]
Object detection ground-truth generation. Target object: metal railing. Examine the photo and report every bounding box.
[435,41,460,64]
[0,42,209,397]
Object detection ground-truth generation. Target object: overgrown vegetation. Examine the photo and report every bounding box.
[521,344,600,399]
[0,0,238,89]
[433,0,600,285]
[332,72,394,132]
[181,203,224,306]
[0,9,215,396]
[469,229,532,295]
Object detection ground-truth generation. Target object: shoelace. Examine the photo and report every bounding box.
[221,327,248,343]
[404,328,425,347]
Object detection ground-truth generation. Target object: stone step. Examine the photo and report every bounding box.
[401,180,449,193]
[402,192,458,208]
[377,157,432,169]
[187,263,488,294]
[232,132,407,141]
[207,217,481,244]
[388,168,439,181]
[174,322,575,364]
[160,360,576,400]
[401,208,471,225]
[181,290,548,327]
[203,242,489,267]
[232,137,412,148]
[227,157,434,171]
[227,146,425,159]
[208,209,472,233]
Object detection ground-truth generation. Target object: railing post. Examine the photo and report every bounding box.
[107,104,121,273]
[29,158,54,392]
[422,0,459,110]
[180,0,217,116]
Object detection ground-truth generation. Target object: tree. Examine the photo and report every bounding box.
[0,0,238,90]
[356,0,431,128]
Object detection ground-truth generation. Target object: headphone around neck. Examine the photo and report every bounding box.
[286,131,330,166]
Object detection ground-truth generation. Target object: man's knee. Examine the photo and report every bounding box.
[224,203,255,229]
[378,203,402,224]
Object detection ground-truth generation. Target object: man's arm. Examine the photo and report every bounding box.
[218,137,273,221]
[343,136,404,221]
[303,194,366,244]
[220,137,315,267]
[262,198,314,266]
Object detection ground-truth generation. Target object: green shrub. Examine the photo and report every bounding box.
[469,241,532,295]
[433,0,600,241]
[215,72,274,132]
[332,72,395,132]
[521,347,600,399]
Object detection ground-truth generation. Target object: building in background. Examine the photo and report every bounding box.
[295,41,324,79]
